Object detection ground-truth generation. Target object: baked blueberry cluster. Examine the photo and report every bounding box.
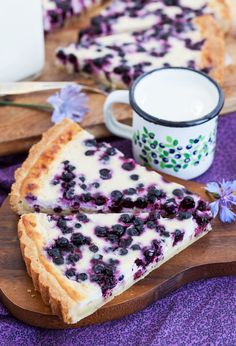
[45,203,211,296]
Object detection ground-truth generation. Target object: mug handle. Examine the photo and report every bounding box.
[103,90,133,140]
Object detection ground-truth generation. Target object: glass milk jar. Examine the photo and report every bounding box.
[0,0,45,81]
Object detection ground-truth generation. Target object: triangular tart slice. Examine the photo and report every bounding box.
[10,119,211,227]
[19,210,212,323]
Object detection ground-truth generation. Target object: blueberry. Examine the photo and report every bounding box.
[159,143,165,148]
[48,248,60,258]
[193,150,197,155]
[89,245,99,253]
[180,196,195,209]
[163,198,178,215]
[84,139,97,147]
[195,213,211,226]
[99,168,112,180]
[175,154,181,159]
[120,248,128,256]
[144,249,155,262]
[56,237,69,248]
[77,273,88,281]
[95,226,108,237]
[172,188,184,198]
[93,182,100,188]
[77,213,89,223]
[106,147,116,156]
[75,223,81,228]
[194,139,199,143]
[127,227,139,236]
[121,161,135,171]
[163,157,169,163]
[169,149,175,154]
[197,200,207,211]
[146,221,156,229]
[85,150,95,156]
[111,224,125,236]
[81,193,92,203]
[61,172,74,182]
[63,160,69,165]
[114,65,130,74]
[173,229,184,245]
[126,188,136,195]
[119,237,133,248]
[94,263,105,274]
[64,188,75,200]
[111,190,123,202]
[154,159,159,165]
[119,214,133,224]
[178,211,192,220]
[122,198,134,208]
[131,244,141,250]
[186,145,192,150]
[71,233,87,246]
[57,218,67,230]
[135,197,148,209]
[177,146,183,151]
[67,254,80,263]
[107,233,119,243]
[95,195,107,206]
[53,256,64,265]
[80,184,87,190]
[66,268,76,277]
[130,174,139,181]
[66,164,76,172]
[79,176,85,182]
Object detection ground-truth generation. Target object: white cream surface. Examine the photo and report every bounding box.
[28,129,200,211]
[35,212,211,323]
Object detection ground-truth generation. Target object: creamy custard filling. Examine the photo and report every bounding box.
[39,210,211,298]
[24,130,211,229]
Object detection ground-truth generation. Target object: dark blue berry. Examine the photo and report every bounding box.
[180,196,195,209]
[172,188,184,198]
[111,224,125,236]
[127,227,139,236]
[100,168,112,180]
[85,150,95,156]
[169,149,175,154]
[122,161,135,171]
[130,174,139,181]
[131,244,141,250]
[89,245,99,253]
[111,190,123,202]
[95,195,107,206]
[56,237,69,248]
[106,147,116,156]
[77,273,88,281]
[95,226,108,237]
[66,268,76,277]
[119,214,133,224]
[120,248,128,256]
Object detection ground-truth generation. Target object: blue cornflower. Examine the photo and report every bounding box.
[47,85,88,123]
[205,180,236,223]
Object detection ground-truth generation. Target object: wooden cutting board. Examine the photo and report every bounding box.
[0,175,235,329]
[1,3,236,156]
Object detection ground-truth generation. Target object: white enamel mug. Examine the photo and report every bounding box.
[104,67,224,180]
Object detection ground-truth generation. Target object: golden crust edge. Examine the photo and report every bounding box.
[195,14,225,84]
[10,119,83,215]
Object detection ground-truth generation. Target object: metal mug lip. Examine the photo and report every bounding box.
[129,67,225,128]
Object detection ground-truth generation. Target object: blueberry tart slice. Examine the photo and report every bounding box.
[18,210,212,323]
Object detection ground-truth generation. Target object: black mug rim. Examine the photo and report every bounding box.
[129,67,225,128]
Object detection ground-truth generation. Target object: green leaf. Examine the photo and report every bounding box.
[144,127,148,134]
[149,132,155,139]
[183,164,188,169]
[153,140,158,146]
[174,168,179,172]
[184,153,190,158]
[198,154,202,160]
[166,136,172,143]
[171,159,177,164]
[142,134,147,138]
[165,164,173,169]
[189,139,194,144]
[173,139,179,146]
[163,151,169,157]
[160,162,165,169]
[144,146,151,151]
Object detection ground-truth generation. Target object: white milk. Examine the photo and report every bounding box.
[134,69,219,122]
[0,0,45,81]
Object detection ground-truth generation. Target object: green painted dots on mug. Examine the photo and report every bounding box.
[133,127,216,173]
